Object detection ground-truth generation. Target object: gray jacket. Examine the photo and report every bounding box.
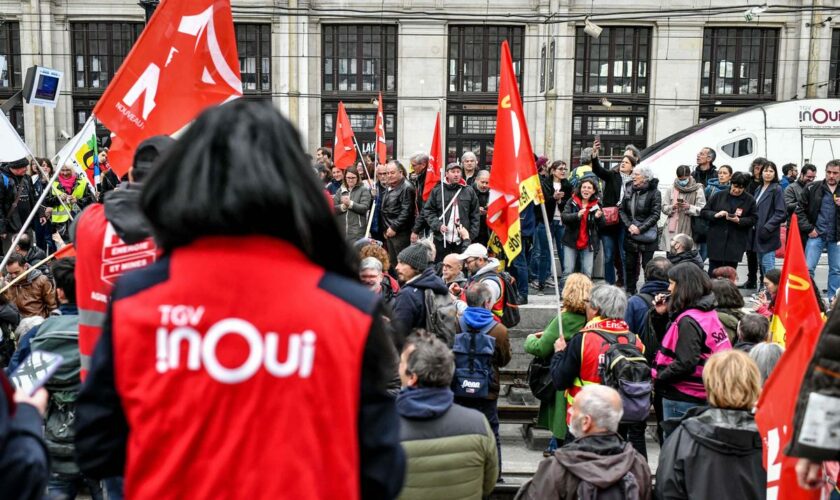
[334,185,372,243]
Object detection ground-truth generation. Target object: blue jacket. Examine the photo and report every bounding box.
[751,182,787,253]
[624,280,669,335]
[7,303,78,375]
[392,268,450,334]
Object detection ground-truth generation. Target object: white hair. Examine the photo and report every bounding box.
[359,256,383,273]
[461,151,477,162]
[633,165,655,181]
[577,385,623,433]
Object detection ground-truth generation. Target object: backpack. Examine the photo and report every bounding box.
[451,321,496,399]
[591,331,653,423]
[576,470,641,500]
[424,288,459,346]
[480,271,521,328]
[28,315,82,474]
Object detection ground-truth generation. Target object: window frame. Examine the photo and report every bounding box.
[70,22,144,95]
[235,23,272,97]
[573,26,651,96]
[701,27,779,99]
[830,29,840,98]
[319,99,398,163]
[0,22,23,139]
[321,24,398,94]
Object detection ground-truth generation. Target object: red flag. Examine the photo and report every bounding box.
[486,41,542,261]
[374,92,387,166]
[93,0,242,177]
[755,215,824,500]
[422,112,442,202]
[54,243,76,259]
[333,101,357,169]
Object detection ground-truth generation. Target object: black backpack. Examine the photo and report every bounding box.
[591,331,652,423]
[576,470,640,500]
[480,272,521,328]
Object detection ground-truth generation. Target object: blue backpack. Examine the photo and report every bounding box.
[451,318,496,399]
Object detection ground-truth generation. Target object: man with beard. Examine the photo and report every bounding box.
[785,163,817,249]
[472,170,490,247]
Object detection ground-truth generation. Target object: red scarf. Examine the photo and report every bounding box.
[573,194,598,250]
[58,174,77,193]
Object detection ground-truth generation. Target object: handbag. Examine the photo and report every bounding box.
[691,215,710,244]
[602,206,619,226]
[628,191,658,243]
[527,356,556,403]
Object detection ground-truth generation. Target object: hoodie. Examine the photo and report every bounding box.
[396,387,454,420]
[460,307,512,399]
[517,433,652,499]
[392,267,450,333]
[666,249,704,270]
[103,186,153,244]
[624,280,670,335]
[657,407,764,500]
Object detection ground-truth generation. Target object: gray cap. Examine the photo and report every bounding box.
[398,244,430,272]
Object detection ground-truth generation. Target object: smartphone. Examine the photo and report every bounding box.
[677,198,685,203]
[654,293,672,305]
[9,350,63,396]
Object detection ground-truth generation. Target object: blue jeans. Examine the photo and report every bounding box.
[562,246,594,288]
[805,236,840,299]
[661,398,702,440]
[530,223,552,284]
[511,236,532,300]
[600,230,622,284]
[698,242,708,263]
[757,251,776,276]
[103,477,124,500]
[550,220,566,274]
[48,471,104,500]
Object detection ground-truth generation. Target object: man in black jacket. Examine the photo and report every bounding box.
[692,147,717,187]
[666,233,704,269]
[0,158,45,254]
[796,160,840,300]
[473,170,491,247]
[421,163,479,262]
[785,164,817,249]
[381,160,416,273]
[409,153,430,242]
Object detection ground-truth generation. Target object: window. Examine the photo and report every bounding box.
[574,27,650,95]
[446,25,524,167]
[721,137,754,158]
[702,28,778,97]
[572,27,650,166]
[0,22,23,140]
[320,25,398,157]
[71,22,143,133]
[540,44,546,93]
[830,30,840,97]
[322,25,397,93]
[235,24,271,97]
[548,39,556,91]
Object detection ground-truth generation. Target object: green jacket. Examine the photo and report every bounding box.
[524,311,587,438]
[399,404,498,500]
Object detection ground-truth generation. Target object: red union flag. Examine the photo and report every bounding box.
[374,92,387,166]
[486,41,542,262]
[422,112,442,202]
[93,0,242,177]
[334,101,357,169]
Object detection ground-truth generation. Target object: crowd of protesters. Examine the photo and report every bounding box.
[0,98,839,500]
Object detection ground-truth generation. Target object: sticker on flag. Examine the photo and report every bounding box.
[54,120,99,195]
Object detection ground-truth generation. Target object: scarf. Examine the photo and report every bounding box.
[673,176,702,194]
[581,316,631,335]
[572,194,598,250]
[58,174,77,193]
[668,177,702,233]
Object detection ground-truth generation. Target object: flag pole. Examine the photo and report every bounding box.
[539,201,563,338]
[350,135,378,239]
[437,101,446,249]
[0,245,69,295]
[0,117,92,274]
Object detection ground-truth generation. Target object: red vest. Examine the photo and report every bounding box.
[565,318,643,423]
[111,236,371,499]
[75,204,158,380]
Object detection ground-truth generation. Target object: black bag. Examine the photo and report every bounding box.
[527,355,555,402]
[691,214,710,244]
[592,331,653,423]
[480,271,521,328]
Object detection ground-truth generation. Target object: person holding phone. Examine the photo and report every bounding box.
[661,165,706,256]
[701,172,758,277]
[559,178,605,286]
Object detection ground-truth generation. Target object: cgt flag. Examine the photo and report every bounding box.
[93,0,242,177]
[333,101,357,169]
[374,92,387,166]
[422,112,442,202]
[486,40,543,262]
[755,214,825,500]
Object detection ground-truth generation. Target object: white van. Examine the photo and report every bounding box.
[639,98,840,188]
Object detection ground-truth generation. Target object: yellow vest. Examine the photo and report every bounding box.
[51,177,89,223]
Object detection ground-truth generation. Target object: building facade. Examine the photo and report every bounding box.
[0,0,836,167]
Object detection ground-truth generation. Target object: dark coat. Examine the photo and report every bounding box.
[560,196,605,251]
[475,188,490,245]
[692,164,717,187]
[392,267,450,333]
[751,183,786,253]
[589,157,623,208]
[656,407,765,500]
[784,179,809,218]
[624,280,669,335]
[539,175,573,221]
[666,249,704,269]
[422,182,480,242]
[380,179,416,234]
[0,378,49,500]
[0,167,44,235]
[701,190,757,263]
[795,180,840,240]
[620,178,662,253]
[411,172,429,235]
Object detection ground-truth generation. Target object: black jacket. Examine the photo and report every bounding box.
[391,267,449,334]
[751,183,787,253]
[666,249,704,269]
[620,178,662,252]
[795,180,840,239]
[422,182,480,242]
[784,179,809,218]
[657,407,765,500]
[0,374,50,500]
[701,190,757,263]
[380,179,416,234]
[691,165,717,187]
[654,294,717,404]
[474,188,490,245]
[560,196,605,251]
[0,167,43,234]
[411,172,429,235]
[103,185,155,244]
[590,157,623,208]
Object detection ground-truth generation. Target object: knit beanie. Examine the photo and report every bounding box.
[398,244,430,273]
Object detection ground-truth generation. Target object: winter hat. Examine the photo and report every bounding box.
[398,244,430,273]
[2,157,29,171]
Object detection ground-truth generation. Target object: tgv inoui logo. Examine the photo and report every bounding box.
[155,305,316,384]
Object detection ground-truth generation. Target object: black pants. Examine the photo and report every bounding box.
[385,231,411,275]
[625,249,654,294]
[433,239,465,264]
[618,422,648,460]
[708,259,739,278]
[455,397,501,478]
[746,250,760,285]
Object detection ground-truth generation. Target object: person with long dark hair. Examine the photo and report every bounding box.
[652,263,732,436]
[74,100,405,500]
[559,178,605,286]
[752,161,787,276]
